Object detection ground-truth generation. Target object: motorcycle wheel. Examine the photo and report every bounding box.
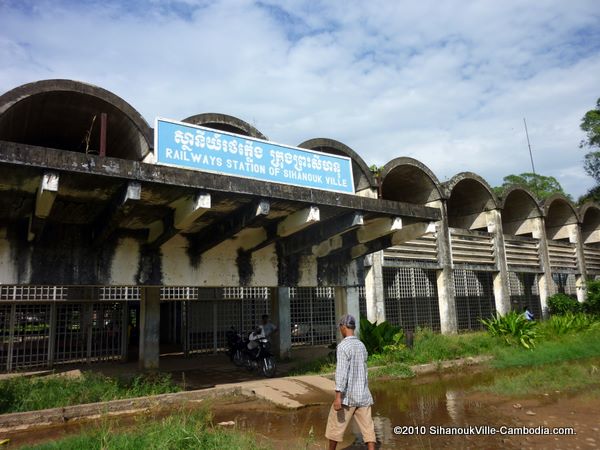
[233,349,245,367]
[261,356,276,378]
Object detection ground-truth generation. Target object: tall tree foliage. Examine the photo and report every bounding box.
[579,98,600,203]
[494,172,571,200]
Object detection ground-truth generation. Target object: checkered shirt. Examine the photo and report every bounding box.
[335,336,373,407]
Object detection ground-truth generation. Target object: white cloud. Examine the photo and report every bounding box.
[1,0,599,198]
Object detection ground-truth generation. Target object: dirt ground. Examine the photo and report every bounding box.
[2,352,599,449]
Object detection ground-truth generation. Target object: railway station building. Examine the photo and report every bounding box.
[0,80,598,372]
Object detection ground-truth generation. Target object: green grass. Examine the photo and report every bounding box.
[368,328,497,367]
[478,359,600,396]
[20,407,271,450]
[0,372,180,414]
[370,362,414,379]
[491,326,600,369]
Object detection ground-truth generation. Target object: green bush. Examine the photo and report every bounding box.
[541,312,599,335]
[547,293,582,315]
[585,280,600,315]
[359,318,403,355]
[480,311,538,349]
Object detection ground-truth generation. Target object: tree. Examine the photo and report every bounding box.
[580,98,600,183]
[494,172,572,201]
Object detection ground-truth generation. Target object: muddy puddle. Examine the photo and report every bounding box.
[3,365,600,449]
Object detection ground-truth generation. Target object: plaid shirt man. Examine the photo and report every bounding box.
[335,335,373,407]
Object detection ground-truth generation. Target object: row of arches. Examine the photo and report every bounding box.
[0,79,595,238]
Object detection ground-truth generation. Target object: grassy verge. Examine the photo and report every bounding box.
[478,359,600,396]
[491,326,600,369]
[291,325,600,381]
[20,407,270,450]
[0,372,180,414]
[290,329,496,376]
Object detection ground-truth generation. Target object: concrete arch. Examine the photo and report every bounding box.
[499,186,543,236]
[379,157,443,204]
[543,194,580,226]
[182,113,268,140]
[0,79,152,160]
[579,202,600,244]
[298,138,376,192]
[444,172,499,230]
[543,194,579,241]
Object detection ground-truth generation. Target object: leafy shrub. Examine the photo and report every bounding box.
[547,293,582,315]
[359,318,403,355]
[542,312,599,335]
[480,311,538,349]
[584,280,600,315]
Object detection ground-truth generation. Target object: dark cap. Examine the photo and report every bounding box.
[338,314,356,329]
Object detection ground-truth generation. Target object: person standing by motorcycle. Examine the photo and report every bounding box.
[260,314,278,340]
[325,314,376,450]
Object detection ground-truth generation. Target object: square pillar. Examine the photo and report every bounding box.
[533,217,553,319]
[139,286,160,370]
[571,226,588,303]
[364,250,385,323]
[488,209,511,316]
[269,287,291,360]
[433,201,457,334]
[334,260,361,341]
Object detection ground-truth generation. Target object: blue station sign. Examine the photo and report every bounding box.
[154,118,355,194]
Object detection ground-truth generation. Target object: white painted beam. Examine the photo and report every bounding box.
[172,193,211,230]
[356,217,402,244]
[34,172,59,218]
[277,205,320,237]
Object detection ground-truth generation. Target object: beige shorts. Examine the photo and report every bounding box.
[325,404,376,443]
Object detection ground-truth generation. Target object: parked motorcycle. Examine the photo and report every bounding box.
[243,329,276,378]
[225,327,247,367]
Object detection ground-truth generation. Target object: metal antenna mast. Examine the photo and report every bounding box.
[523,118,536,175]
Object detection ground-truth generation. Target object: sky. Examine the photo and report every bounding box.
[1,0,599,198]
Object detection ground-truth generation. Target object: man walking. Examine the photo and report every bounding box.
[326,314,376,449]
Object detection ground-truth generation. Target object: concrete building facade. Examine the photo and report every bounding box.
[0,79,598,372]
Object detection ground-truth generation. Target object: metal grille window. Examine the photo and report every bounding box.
[358,286,367,319]
[11,304,52,370]
[382,267,441,331]
[100,287,140,301]
[0,286,67,302]
[161,287,197,301]
[185,288,270,354]
[0,305,11,371]
[508,272,542,319]
[551,273,578,297]
[290,287,336,346]
[453,269,495,331]
[55,304,87,364]
[90,303,124,361]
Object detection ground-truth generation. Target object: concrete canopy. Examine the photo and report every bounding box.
[182,113,268,140]
[379,157,443,204]
[298,138,376,192]
[499,186,543,236]
[444,173,499,230]
[0,140,440,287]
[0,80,152,161]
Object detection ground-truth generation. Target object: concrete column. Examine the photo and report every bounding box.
[364,250,385,323]
[139,286,160,370]
[334,260,361,341]
[532,218,553,318]
[487,209,511,315]
[571,225,588,303]
[432,200,457,334]
[269,287,292,360]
